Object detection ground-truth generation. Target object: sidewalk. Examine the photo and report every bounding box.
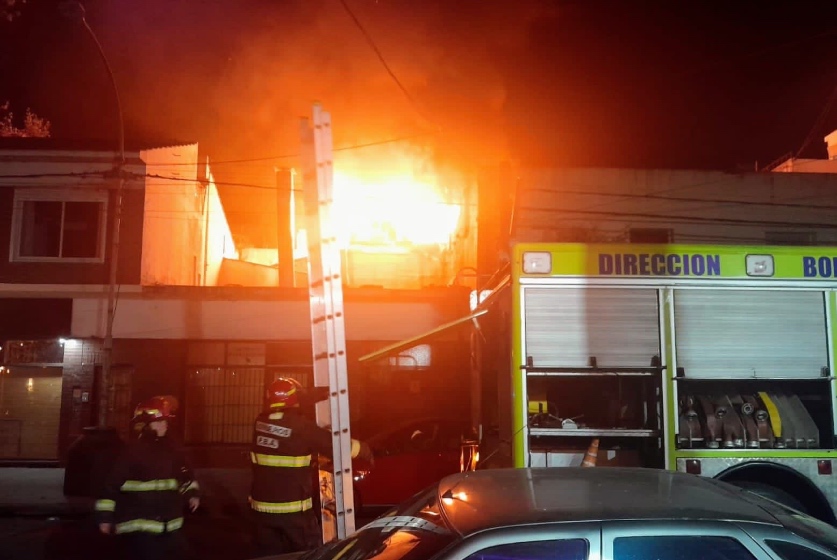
[0,467,252,518]
[0,468,81,517]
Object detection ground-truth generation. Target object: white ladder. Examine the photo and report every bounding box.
[299,104,356,540]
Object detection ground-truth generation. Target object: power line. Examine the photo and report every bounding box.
[759,84,837,170]
[138,173,280,191]
[524,170,837,216]
[525,212,821,230]
[0,171,106,180]
[521,205,837,230]
[8,165,837,218]
[17,168,837,218]
[527,186,837,212]
[9,163,837,223]
[10,177,835,238]
[565,174,747,215]
[338,0,435,129]
[132,132,436,167]
[796,79,837,159]
[333,133,435,152]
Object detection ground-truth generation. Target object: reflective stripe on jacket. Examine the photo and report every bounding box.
[249,409,352,517]
[95,433,200,533]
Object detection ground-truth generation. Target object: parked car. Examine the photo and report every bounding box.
[351,417,472,511]
[270,466,837,560]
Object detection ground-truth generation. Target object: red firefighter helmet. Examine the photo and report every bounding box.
[133,395,178,423]
[266,378,302,409]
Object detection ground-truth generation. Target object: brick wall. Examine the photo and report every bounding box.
[58,339,101,459]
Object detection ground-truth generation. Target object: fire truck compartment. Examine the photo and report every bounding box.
[676,378,833,450]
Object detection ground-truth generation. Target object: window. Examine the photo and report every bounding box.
[613,536,756,560]
[10,189,107,262]
[629,228,672,244]
[765,540,835,560]
[466,540,588,560]
[388,344,431,368]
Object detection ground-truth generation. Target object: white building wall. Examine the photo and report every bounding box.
[71,292,455,341]
[139,143,204,286]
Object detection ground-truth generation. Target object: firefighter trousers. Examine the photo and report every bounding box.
[253,509,322,555]
[120,531,187,560]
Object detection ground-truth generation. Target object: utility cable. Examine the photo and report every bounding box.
[795,77,837,159]
[527,186,837,212]
[148,131,436,167]
[520,205,837,230]
[0,171,107,179]
[338,0,436,130]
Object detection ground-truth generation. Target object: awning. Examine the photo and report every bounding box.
[358,309,488,363]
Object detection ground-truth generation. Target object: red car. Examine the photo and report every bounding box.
[351,417,473,511]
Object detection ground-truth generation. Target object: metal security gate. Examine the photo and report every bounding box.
[523,287,661,367]
[673,289,829,379]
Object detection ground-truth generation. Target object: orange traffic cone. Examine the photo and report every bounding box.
[581,438,599,467]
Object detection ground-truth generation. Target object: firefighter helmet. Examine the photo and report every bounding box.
[266,378,302,408]
[133,395,177,422]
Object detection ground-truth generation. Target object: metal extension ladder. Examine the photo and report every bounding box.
[299,104,356,541]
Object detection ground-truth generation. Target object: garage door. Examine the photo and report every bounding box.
[523,287,660,368]
[674,290,828,379]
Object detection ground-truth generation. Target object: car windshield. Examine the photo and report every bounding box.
[302,486,456,560]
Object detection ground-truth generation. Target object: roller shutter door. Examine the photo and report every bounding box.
[674,290,828,379]
[523,287,660,368]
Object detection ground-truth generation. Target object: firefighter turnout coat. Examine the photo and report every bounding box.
[95,432,200,534]
[249,409,363,517]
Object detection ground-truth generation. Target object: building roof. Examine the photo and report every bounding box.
[437,467,780,535]
[0,137,196,153]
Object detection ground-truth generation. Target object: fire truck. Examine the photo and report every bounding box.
[474,242,837,524]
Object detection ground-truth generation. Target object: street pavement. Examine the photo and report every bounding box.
[0,467,374,560]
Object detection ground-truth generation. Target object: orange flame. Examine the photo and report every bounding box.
[330,146,462,248]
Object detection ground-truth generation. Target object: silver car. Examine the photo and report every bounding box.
[269,467,837,560]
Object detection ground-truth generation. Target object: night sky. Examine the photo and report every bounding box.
[3,0,837,239]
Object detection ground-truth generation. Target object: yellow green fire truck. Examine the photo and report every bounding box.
[478,242,837,524]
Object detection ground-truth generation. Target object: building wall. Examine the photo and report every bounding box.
[217,258,277,287]
[0,151,146,285]
[57,285,472,464]
[772,158,837,174]
[230,247,457,289]
[478,167,837,276]
[70,286,468,341]
[57,339,100,458]
[140,144,205,286]
[48,337,469,468]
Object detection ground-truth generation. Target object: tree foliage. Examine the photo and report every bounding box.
[0,102,51,137]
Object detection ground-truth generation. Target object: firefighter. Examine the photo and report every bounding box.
[249,377,374,555]
[95,396,201,560]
